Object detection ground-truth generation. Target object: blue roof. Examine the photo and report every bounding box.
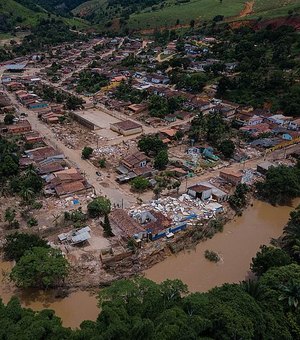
[5,64,26,70]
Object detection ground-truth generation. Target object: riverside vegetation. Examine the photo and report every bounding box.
[2,199,300,338]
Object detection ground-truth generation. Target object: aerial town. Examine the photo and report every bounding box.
[1,33,299,287]
[1,0,300,334]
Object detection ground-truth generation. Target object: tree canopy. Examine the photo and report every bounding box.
[87,196,111,218]
[3,232,49,262]
[10,247,69,289]
[256,164,300,205]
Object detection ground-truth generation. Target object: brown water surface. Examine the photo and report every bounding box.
[0,200,298,327]
[145,200,297,291]
[0,261,98,328]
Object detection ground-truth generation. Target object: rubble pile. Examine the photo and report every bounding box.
[50,123,98,149]
[93,141,137,165]
[129,194,220,224]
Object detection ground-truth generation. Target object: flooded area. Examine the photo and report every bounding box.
[0,261,99,328]
[0,199,298,327]
[145,199,298,292]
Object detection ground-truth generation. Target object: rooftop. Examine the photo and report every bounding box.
[110,209,145,237]
[111,120,142,131]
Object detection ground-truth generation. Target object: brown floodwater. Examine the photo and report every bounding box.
[0,261,99,328]
[0,199,298,327]
[145,199,298,292]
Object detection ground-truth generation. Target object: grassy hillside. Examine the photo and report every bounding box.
[128,0,245,30]
[1,0,47,27]
[73,0,300,32]
[0,0,88,34]
[251,0,300,19]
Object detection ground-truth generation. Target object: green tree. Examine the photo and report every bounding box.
[10,247,69,289]
[4,207,16,227]
[131,176,149,192]
[279,280,300,311]
[154,150,169,170]
[98,158,106,168]
[228,183,249,214]
[0,155,19,177]
[251,245,292,277]
[82,146,93,159]
[138,135,166,156]
[27,217,38,227]
[102,214,113,237]
[20,187,35,204]
[3,232,49,262]
[283,206,300,261]
[218,139,235,158]
[65,95,84,110]
[4,114,15,125]
[256,165,300,205]
[87,196,111,218]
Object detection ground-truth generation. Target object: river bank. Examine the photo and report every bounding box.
[0,199,298,327]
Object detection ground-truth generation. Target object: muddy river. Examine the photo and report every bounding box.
[0,200,298,328]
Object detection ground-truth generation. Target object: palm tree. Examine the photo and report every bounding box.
[279,281,300,310]
[25,164,37,177]
[282,207,300,259]
[241,279,264,300]
[20,187,34,203]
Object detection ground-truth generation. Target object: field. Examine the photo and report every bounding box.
[127,0,246,30]
[251,0,300,19]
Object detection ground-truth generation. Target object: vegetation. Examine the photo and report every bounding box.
[138,134,166,156]
[10,247,69,289]
[189,112,230,145]
[131,176,150,192]
[251,245,292,277]
[102,213,114,237]
[115,80,148,104]
[3,203,300,337]
[218,139,235,159]
[204,249,220,262]
[3,232,49,262]
[76,71,109,94]
[154,149,169,170]
[170,72,209,93]
[256,163,300,205]
[81,146,93,159]
[148,95,184,118]
[87,196,111,218]
[98,158,106,168]
[64,209,87,228]
[282,206,300,262]
[4,114,15,125]
[228,183,249,214]
[216,26,300,116]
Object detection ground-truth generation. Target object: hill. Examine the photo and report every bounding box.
[0,0,88,36]
[73,0,300,32]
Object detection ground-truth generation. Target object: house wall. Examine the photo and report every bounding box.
[119,127,143,136]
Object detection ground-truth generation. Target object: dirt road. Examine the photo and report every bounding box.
[5,91,136,207]
[239,1,254,18]
[181,143,300,192]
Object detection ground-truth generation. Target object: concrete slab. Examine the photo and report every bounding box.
[75,109,121,129]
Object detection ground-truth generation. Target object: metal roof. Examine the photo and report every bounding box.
[5,64,26,70]
[71,231,91,244]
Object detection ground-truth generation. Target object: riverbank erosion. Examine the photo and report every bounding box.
[1,199,299,327]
